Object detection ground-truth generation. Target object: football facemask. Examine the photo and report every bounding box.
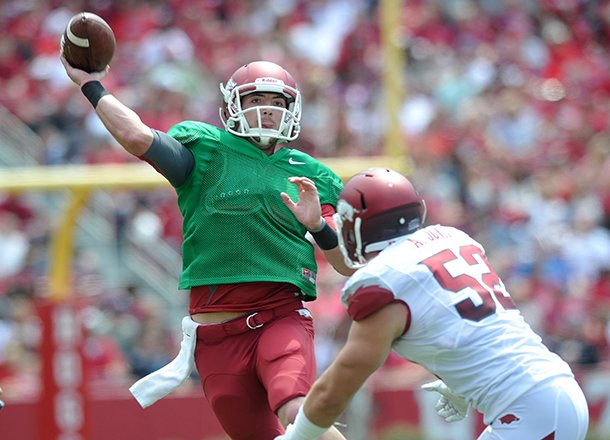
[219,61,302,146]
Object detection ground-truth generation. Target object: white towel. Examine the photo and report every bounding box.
[129,316,199,408]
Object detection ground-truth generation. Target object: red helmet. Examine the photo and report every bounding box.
[219,61,302,146]
[333,168,426,268]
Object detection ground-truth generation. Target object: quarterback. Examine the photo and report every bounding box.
[60,51,349,440]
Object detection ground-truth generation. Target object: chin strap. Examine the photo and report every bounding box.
[251,136,275,147]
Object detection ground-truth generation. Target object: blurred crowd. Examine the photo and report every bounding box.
[1,0,610,403]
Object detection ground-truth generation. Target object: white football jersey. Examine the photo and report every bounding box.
[341,225,574,424]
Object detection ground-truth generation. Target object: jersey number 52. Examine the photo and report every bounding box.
[421,244,517,321]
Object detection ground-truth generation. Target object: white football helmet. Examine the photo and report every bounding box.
[334,168,427,269]
[219,61,302,147]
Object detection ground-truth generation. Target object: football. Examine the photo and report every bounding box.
[61,12,116,73]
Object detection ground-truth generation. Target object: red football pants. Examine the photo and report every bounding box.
[195,310,316,440]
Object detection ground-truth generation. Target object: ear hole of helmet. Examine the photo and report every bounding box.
[359,192,367,210]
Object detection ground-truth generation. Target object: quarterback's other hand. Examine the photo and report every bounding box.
[422,379,469,422]
[280,176,323,231]
[60,53,109,87]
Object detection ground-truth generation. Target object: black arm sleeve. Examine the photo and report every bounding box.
[142,129,195,187]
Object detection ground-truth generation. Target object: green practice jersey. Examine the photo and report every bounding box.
[168,121,343,301]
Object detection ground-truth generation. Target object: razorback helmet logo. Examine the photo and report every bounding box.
[333,168,426,269]
[499,414,520,425]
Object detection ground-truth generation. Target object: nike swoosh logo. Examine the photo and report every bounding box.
[289,158,306,165]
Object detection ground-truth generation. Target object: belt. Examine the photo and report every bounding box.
[196,303,302,344]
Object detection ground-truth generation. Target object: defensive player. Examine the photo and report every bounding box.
[60,53,350,439]
[278,168,589,440]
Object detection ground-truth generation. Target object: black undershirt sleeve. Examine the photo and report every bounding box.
[142,129,195,187]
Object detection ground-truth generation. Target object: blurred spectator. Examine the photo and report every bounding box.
[122,296,179,379]
[0,287,41,400]
[128,198,164,245]
[81,304,130,382]
[0,210,29,281]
